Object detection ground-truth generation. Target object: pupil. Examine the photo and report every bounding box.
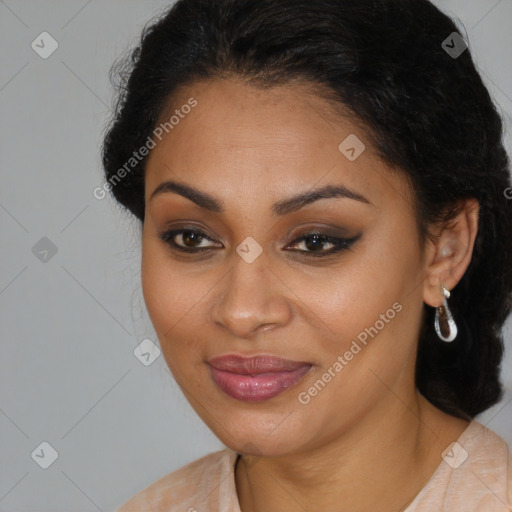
[305,234,323,251]
[184,231,202,247]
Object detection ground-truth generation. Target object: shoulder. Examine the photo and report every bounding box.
[408,420,512,511]
[507,438,512,508]
[114,448,239,512]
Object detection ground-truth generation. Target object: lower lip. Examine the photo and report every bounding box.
[208,364,312,402]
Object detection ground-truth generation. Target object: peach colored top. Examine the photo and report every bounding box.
[115,420,512,512]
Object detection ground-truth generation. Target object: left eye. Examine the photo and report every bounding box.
[285,232,359,256]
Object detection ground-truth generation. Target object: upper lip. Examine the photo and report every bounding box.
[208,354,312,374]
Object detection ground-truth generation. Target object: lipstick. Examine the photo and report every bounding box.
[208,354,312,402]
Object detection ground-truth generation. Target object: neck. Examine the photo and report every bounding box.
[235,391,469,512]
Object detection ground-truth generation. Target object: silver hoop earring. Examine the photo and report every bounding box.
[434,285,458,342]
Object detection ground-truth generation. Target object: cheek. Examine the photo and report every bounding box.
[304,231,422,385]
[140,237,205,362]
[303,244,412,341]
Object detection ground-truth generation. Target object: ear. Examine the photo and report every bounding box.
[423,198,480,308]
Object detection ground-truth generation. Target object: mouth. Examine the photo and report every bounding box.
[207,354,313,402]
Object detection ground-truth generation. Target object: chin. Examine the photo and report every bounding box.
[204,405,309,457]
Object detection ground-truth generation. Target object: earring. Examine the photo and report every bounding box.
[434,285,458,342]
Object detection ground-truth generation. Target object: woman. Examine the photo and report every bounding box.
[103,0,512,510]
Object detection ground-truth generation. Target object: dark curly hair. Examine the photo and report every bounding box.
[101,0,512,420]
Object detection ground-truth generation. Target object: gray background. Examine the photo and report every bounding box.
[0,1,511,510]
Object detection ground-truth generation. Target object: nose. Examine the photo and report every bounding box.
[209,252,293,339]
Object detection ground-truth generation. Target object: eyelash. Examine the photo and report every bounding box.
[158,228,360,258]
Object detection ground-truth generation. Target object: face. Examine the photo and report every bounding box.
[141,78,427,456]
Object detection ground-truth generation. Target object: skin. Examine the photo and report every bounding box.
[141,78,479,511]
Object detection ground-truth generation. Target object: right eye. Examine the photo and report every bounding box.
[158,228,222,252]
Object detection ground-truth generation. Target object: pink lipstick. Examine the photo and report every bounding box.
[208,354,312,402]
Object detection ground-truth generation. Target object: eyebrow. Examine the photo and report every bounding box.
[149,180,372,215]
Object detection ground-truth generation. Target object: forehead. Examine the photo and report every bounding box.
[144,78,414,214]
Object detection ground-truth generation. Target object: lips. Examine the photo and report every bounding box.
[207,354,312,402]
